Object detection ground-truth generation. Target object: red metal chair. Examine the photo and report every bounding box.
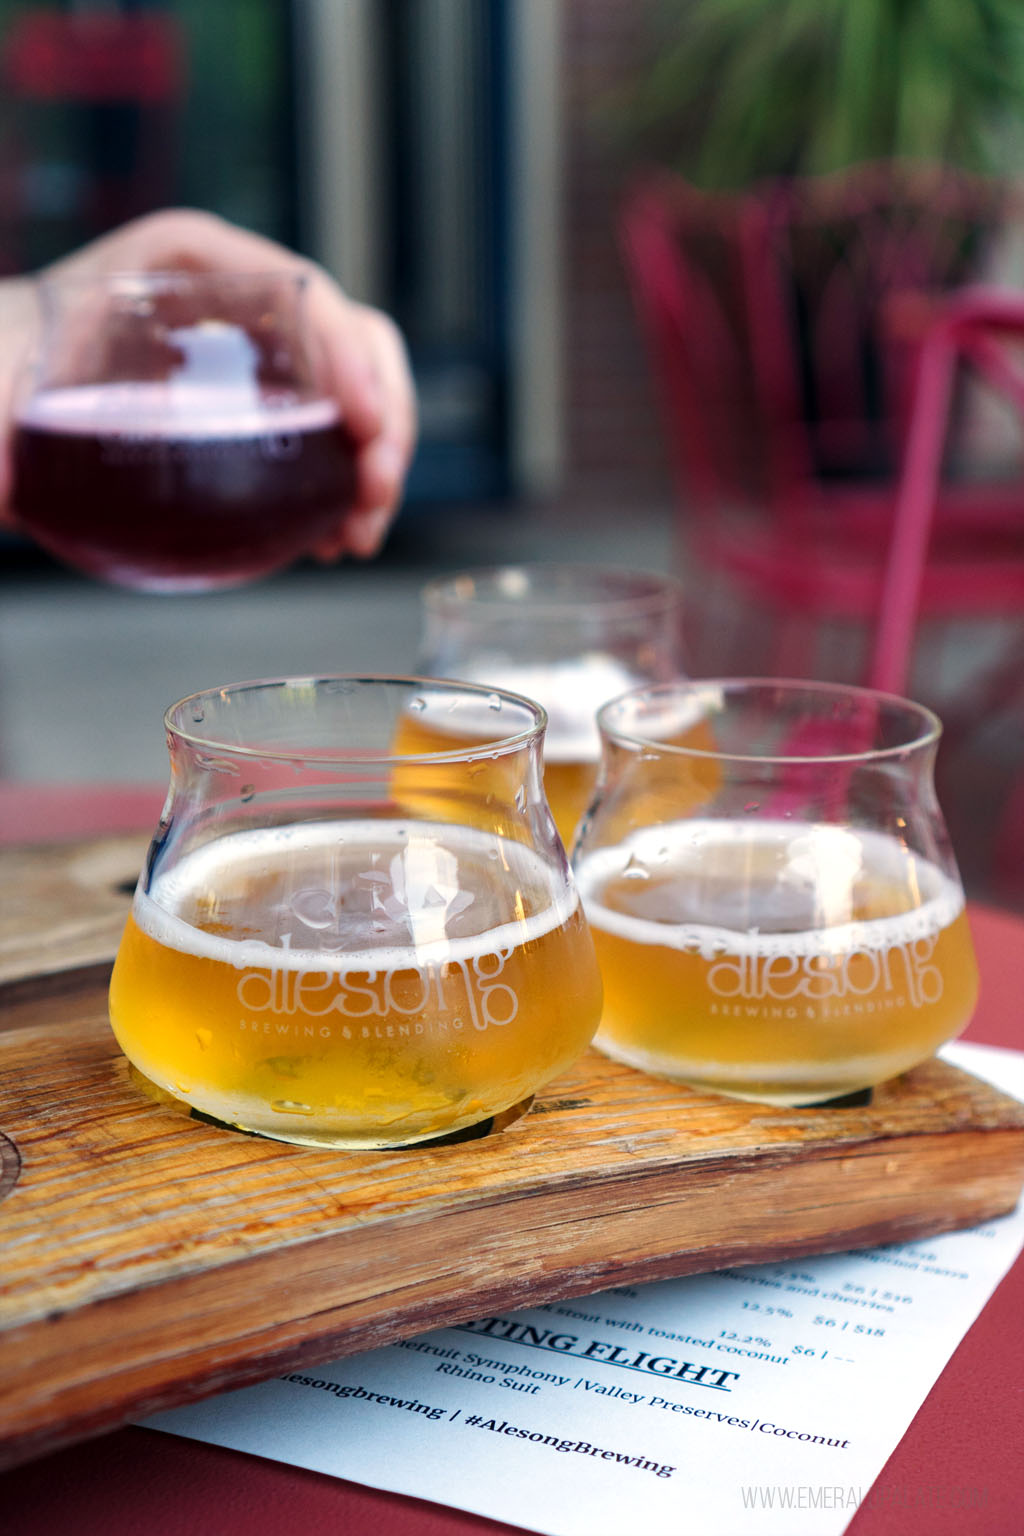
[619,164,1020,684]
[621,176,1024,901]
[871,286,1024,906]
[869,285,1024,695]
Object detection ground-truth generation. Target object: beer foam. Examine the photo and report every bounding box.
[576,819,965,958]
[133,818,578,972]
[17,382,339,440]
[429,657,649,762]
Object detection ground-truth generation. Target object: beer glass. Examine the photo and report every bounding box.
[573,679,978,1106]
[12,270,355,591]
[108,676,603,1147]
[418,564,687,849]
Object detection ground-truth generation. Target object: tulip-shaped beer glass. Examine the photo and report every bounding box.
[418,564,687,849]
[12,270,355,590]
[573,679,978,1105]
[109,677,603,1146]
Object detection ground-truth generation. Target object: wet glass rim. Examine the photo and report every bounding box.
[164,674,548,765]
[421,562,686,618]
[597,677,943,764]
[37,268,313,316]
[38,267,310,289]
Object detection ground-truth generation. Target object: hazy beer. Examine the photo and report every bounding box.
[396,657,666,847]
[577,820,978,1104]
[417,567,689,849]
[110,818,602,1146]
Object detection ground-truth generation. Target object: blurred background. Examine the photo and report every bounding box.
[1,0,1022,908]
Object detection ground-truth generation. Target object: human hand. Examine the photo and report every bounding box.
[1,208,417,559]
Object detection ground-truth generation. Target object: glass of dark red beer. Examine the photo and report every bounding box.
[11,270,357,591]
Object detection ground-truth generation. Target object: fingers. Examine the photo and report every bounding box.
[0,276,41,523]
[311,506,393,564]
[100,212,420,538]
[306,282,417,453]
[34,209,419,561]
[349,308,418,507]
[310,299,418,561]
[45,208,287,282]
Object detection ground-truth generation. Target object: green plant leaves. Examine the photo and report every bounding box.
[616,0,1024,187]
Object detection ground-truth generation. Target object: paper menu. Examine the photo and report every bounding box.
[143,1042,1024,1536]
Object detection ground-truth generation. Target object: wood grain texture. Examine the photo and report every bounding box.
[0,832,148,1001]
[1,979,1022,1472]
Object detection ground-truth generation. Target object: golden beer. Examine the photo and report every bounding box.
[396,659,690,848]
[110,818,602,1146]
[392,707,599,850]
[417,567,689,849]
[538,758,601,850]
[577,820,978,1104]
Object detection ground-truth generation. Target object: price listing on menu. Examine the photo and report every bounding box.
[144,1043,1024,1536]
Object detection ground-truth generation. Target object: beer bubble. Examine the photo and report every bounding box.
[488,693,503,712]
[265,1056,303,1078]
[271,1100,315,1116]
[408,696,427,714]
[191,706,205,724]
[622,853,650,881]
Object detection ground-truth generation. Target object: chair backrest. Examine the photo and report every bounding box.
[619,164,1007,535]
[619,178,796,530]
[869,284,1024,696]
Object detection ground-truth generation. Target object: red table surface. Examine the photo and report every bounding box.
[2,786,1022,1536]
